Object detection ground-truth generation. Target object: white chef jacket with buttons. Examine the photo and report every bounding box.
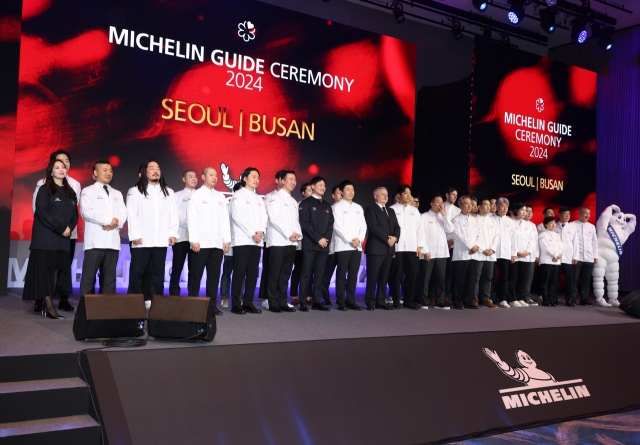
[266,189,302,248]
[538,230,563,266]
[174,188,194,243]
[444,202,461,244]
[513,219,537,263]
[451,213,479,261]
[187,186,231,249]
[332,199,367,253]
[554,222,579,265]
[475,214,499,262]
[230,187,268,247]
[572,220,599,262]
[80,182,127,251]
[492,214,517,260]
[126,184,180,248]
[390,203,425,253]
[421,210,454,259]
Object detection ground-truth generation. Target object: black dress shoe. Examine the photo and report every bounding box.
[551,302,558,307]
[213,306,223,316]
[346,303,363,311]
[58,299,75,312]
[567,302,576,307]
[269,306,283,313]
[403,302,420,310]
[337,305,347,311]
[298,303,309,312]
[392,302,402,310]
[323,300,333,306]
[280,305,296,312]
[375,303,394,310]
[453,302,465,310]
[231,306,246,314]
[34,300,44,313]
[579,300,594,307]
[541,302,551,307]
[312,303,331,311]
[243,304,262,314]
[366,305,375,311]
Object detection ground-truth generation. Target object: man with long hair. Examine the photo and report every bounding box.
[126,160,179,310]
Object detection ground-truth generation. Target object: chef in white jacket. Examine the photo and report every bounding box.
[186,167,230,316]
[451,196,480,309]
[492,198,517,308]
[389,185,425,310]
[265,170,301,313]
[169,170,197,296]
[332,180,367,311]
[571,207,598,306]
[419,195,453,309]
[554,207,579,305]
[79,160,127,297]
[229,167,268,315]
[509,203,537,308]
[474,199,500,308]
[538,217,563,306]
[126,160,179,310]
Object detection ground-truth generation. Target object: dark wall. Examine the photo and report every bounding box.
[258,0,474,90]
[549,27,640,292]
[0,0,22,295]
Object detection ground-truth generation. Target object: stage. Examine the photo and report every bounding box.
[0,289,637,357]
[2,289,640,444]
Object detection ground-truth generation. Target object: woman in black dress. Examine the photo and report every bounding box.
[23,159,78,319]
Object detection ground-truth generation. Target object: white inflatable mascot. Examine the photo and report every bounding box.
[593,205,636,307]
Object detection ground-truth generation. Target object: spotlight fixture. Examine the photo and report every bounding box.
[451,20,463,40]
[593,23,613,50]
[392,2,405,23]
[539,8,556,34]
[546,0,557,5]
[571,19,588,44]
[471,0,488,12]
[507,0,525,25]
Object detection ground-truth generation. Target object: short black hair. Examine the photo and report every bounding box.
[543,216,556,227]
[275,170,288,180]
[310,176,325,186]
[469,196,478,203]
[445,186,457,195]
[183,170,196,178]
[299,183,311,194]
[93,159,111,171]
[543,207,554,215]
[396,184,411,196]
[431,194,443,202]
[331,185,341,194]
[339,180,354,191]
[512,202,526,213]
[479,198,491,205]
[525,204,533,210]
[50,150,71,163]
[559,207,571,214]
[233,182,243,192]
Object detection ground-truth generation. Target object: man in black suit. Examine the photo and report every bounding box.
[364,187,400,310]
[298,176,334,311]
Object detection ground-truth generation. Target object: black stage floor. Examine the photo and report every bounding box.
[1,288,637,357]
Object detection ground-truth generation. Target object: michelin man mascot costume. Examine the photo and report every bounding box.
[592,205,636,307]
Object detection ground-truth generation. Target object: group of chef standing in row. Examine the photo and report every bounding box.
[22,150,599,319]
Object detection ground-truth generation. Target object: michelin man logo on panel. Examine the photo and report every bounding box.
[593,205,636,307]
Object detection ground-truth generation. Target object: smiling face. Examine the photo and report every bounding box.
[579,208,591,223]
[516,350,537,369]
[94,162,113,185]
[52,160,67,180]
[244,170,260,191]
[374,188,388,205]
[342,184,355,202]
[446,190,458,205]
[311,180,326,197]
[183,171,198,189]
[55,153,70,171]
[497,202,509,217]
[282,173,297,193]
[398,187,412,206]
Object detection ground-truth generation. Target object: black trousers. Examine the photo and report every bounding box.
[300,250,328,305]
[495,258,511,302]
[258,246,270,300]
[452,260,479,306]
[80,248,119,296]
[390,252,418,304]
[574,261,594,303]
[289,249,303,297]
[561,263,577,304]
[365,254,392,307]
[232,245,261,308]
[509,261,533,302]
[267,246,296,309]
[335,250,361,307]
[444,248,454,297]
[220,255,234,299]
[539,264,560,304]
[128,247,167,301]
[477,261,495,303]
[169,241,190,296]
[321,253,337,303]
[419,257,446,306]
[188,248,223,299]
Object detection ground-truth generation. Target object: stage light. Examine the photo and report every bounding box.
[593,23,614,50]
[471,0,488,12]
[392,2,405,23]
[539,8,556,34]
[546,0,557,5]
[571,19,588,44]
[507,0,525,25]
[451,20,463,40]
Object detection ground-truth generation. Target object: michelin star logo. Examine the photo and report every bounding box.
[238,21,256,42]
[482,347,590,409]
[536,98,544,112]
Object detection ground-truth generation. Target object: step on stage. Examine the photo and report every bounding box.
[2,290,640,445]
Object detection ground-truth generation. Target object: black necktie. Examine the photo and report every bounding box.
[562,223,565,228]
[103,185,109,196]
[382,206,388,218]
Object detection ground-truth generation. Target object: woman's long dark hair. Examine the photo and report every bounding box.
[135,159,170,196]
[45,159,77,201]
